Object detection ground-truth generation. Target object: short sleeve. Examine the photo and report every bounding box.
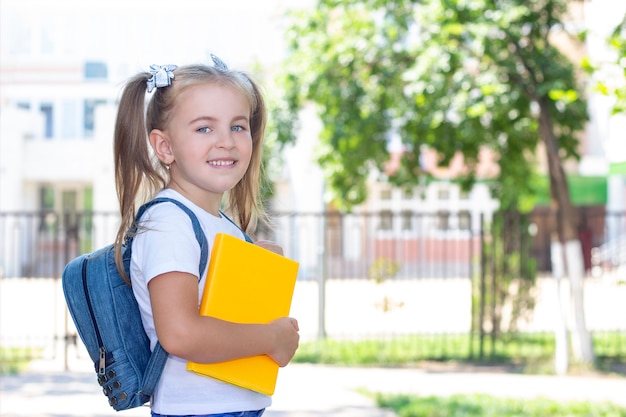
[133,202,202,284]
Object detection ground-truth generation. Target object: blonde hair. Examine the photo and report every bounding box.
[113,64,268,281]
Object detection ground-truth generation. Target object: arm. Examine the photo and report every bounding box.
[149,271,299,366]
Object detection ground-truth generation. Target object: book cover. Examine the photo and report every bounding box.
[186,232,299,395]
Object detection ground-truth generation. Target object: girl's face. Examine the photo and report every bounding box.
[153,83,253,214]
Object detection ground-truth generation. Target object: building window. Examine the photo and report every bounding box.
[84,61,108,80]
[458,210,471,230]
[401,210,412,231]
[40,103,54,139]
[379,210,393,230]
[40,186,55,210]
[436,210,450,231]
[84,99,106,137]
[62,190,78,213]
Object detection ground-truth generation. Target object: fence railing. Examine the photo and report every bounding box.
[1,208,625,366]
[1,208,624,279]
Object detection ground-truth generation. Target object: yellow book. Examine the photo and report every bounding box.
[186,232,299,395]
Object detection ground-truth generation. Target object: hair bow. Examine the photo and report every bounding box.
[147,64,177,93]
[209,54,252,89]
[210,54,229,71]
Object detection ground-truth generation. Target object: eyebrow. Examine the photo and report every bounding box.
[189,115,250,125]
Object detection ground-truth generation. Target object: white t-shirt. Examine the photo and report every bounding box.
[130,189,271,415]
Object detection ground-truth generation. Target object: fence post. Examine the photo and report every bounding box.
[478,212,486,360]
[318,212,327,340]
[62,211,79,371]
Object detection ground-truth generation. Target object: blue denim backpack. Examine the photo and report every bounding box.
[62,197,210,411]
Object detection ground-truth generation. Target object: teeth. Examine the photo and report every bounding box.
[208,160,235,166]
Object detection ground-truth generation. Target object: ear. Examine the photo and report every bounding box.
[149,129,174,165]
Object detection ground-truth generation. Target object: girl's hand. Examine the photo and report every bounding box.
[254,240,283,256]
[267,317,300,367]
[253,241,297,365]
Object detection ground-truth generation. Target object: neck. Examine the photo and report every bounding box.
[165,183,223,217]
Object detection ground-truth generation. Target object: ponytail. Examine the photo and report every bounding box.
[113,73,167,282]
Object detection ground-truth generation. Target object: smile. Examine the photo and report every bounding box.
[208,160,236,167]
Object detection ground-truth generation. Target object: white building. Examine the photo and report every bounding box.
[0,0,311,213]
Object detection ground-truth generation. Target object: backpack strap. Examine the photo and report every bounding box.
[219,210,254,243]
[133,197,210,399]
[141,342,168,398]
[134,197,209,278]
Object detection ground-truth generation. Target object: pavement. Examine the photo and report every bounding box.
[1,357,626,417]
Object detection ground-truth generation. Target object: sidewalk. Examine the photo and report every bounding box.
[1,360,625,417]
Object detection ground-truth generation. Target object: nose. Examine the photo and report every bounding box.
[215,128,236,149]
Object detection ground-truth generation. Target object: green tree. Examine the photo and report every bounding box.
[588,15,626,114]
[274,0,594,371]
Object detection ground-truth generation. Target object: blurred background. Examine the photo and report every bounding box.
[1,0,625,382]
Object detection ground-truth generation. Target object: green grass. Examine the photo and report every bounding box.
[372,393,626,417]
[293,334,552,366]
[0,347,37,375]
[294,332,626,374]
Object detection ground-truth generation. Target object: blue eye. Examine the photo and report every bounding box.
[231,126,244,132]
[198,127,212,133]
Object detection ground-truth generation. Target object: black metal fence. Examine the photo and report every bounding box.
[1,207,625,366]
[1,206,623,280]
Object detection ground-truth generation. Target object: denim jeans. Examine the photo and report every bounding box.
[151,410,265,417]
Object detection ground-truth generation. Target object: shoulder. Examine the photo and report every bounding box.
[139,191,245,240]
[140,201,194,229]
[139,191,197,225]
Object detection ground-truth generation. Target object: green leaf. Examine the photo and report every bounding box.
[273,0,586,213]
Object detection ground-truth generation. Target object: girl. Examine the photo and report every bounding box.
[112,56,299,417]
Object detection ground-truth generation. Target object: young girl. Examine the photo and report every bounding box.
[112,56,299,417]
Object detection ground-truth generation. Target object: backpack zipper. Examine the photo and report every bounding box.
[82,257,107,375]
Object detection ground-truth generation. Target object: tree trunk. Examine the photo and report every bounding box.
[538,97,595,372]
[549,241,570,374]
